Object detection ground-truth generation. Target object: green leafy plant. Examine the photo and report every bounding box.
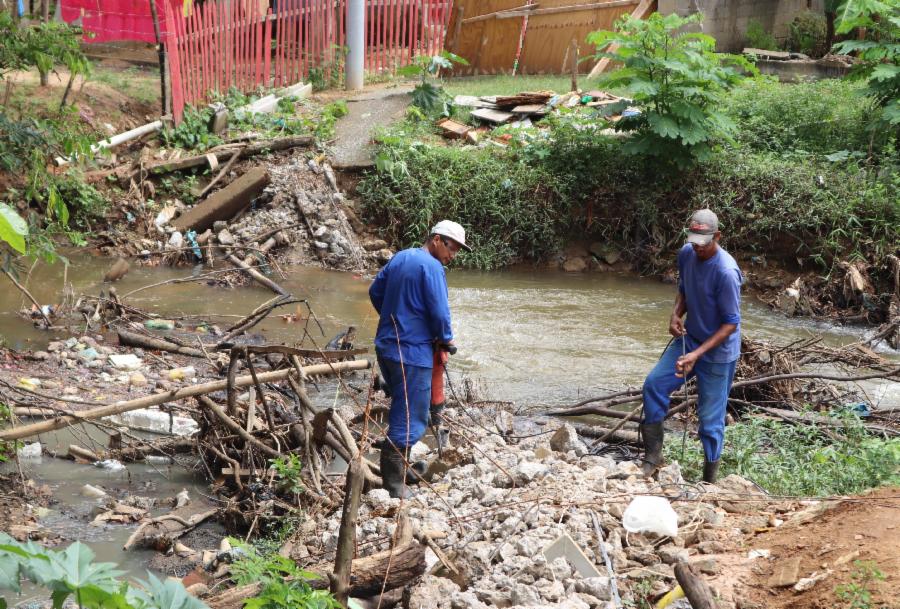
[397,51,469,114]
[0,535,208,609]
[0,404,14,463]
[161,106,223,151]
[835,560,887,609]
[270,454,304,496]
[588,12,756,167]
[665,411,900,496]
[833,0,900,126]
[307,45,348,91]
[787,10,828,57]
[228,540,339,609]
[745,20,780,51]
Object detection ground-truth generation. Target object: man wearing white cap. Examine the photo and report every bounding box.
[369,220,471,498]
[640,209,742,484]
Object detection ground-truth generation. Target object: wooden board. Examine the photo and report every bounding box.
[445,0,650,75]
[471,108,516,123]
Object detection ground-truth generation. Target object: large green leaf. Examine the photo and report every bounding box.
[0,203,28,254]
[0,552,21,592]
[648,114,681,139]
[130,573,208,609]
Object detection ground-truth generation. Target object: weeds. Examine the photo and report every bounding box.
[228,540,340,609]
[665,412,900,496]
[745,20,779,51]
[270,454,304,496]
[722,77,879,157]
[836,560,887,609]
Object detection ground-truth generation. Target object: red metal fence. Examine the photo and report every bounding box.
[165,0,451,122]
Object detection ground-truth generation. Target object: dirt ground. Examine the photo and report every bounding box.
[724,487,900,609]
[6,67,160,135]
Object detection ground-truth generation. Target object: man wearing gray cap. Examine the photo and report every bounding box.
[369,220,471,498]
[640,209,743,483]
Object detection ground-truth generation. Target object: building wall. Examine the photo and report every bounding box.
[658,0,824,52]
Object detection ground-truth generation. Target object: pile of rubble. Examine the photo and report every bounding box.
[298,408,798,609]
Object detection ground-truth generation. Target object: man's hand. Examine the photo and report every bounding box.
[675,351,699,378]
[669,314,686,338]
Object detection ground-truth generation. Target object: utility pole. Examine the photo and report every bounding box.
[148,0,170,116]
[345,0,364,90]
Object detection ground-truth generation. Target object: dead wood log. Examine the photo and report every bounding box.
[123,507,218,551]
[0,360,370,441]
[67,444,100,462]
[674,563,717,609]
[88,136,315,184]
[198,146,245,199]
[226,253,288,296]
[196,396,281,458]
[330,458,365,605]
[118,330,206,357]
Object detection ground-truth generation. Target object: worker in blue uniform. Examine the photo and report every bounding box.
[369,220,471,498]
[641,209,743,484]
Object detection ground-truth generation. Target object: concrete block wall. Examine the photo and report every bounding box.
[658,0,824,52]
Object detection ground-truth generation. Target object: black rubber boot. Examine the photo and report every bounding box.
[405,460,427,484]
[380,447,414,499]
[640,422,665,477]
[702,460,720,484]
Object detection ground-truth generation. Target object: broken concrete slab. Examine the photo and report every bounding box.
[453,95,499,109]
[543,533,603,579]
[470,108,515,124]
[173,167,270,233]
[768,555,802,588]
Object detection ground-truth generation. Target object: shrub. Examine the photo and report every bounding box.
[721,77,879,156]
[587,12,755,167]
[787,10,828,57]
[833,0,900,127]
[361,138,569,269]
[0,535,208,609]
[745,20,779,51]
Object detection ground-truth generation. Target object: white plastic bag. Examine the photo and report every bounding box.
[622,495,679,537]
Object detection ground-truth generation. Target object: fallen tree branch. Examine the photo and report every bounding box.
[117,330,206,358]
[0,359,370,441]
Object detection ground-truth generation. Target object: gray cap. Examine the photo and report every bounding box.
[686,209,719,246]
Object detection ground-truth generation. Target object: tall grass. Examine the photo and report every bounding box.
[665,412,900,496]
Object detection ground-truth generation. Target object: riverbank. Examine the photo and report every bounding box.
[358,77,900,335]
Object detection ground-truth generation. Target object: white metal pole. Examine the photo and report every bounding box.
[346,0,365,90]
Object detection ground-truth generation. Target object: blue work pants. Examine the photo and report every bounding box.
[377,352,432,449]
[642,337,737,462]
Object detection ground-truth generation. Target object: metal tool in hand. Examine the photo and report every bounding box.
[430,343,456,459]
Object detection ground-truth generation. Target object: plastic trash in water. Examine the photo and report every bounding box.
[77,347,99,361]
[17,377,41,390]
[621,107,642,118]
[168,366,196,381]
[186,229,203,261]
[144,319,176,331]
[109,354,143,371]
[95,459,126,472]
[17,442,42,460]
[622,495,679,537]
[849,402,871,417]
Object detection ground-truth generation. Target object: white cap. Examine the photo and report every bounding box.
[431,220,472,252]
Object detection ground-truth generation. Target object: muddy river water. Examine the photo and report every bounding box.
[4,256,897,406]
[3,256,898,586]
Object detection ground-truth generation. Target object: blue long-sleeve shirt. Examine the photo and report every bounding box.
[369,248,453,368]
[678,244,743,364]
